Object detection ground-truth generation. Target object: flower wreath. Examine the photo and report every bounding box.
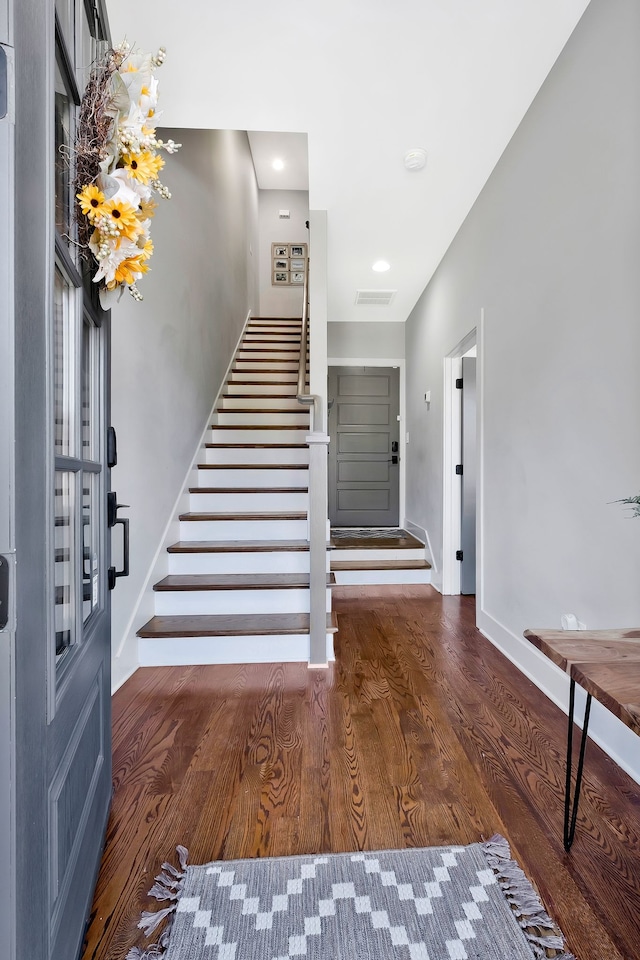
[75,41,180,307]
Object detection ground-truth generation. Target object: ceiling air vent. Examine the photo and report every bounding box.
[355,289,396,306]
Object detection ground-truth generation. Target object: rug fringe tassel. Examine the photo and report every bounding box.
[481,834,576,960]
[125,845,189,959]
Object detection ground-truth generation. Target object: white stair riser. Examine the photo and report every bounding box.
[138,632,336,667]
[204,447,309,465]
[226,383,299,396]
[168,552,313,575]
[220,396,304,410]
[215,412,309,426]
[230,372,299,383]
[244,335,301,343]
[195,467,309,486]
[209,429,309,444]
[234,361,303,372]
[237,351,301,362]
[154,587,331,616]
[331,547,425,562]
[332,569,431,585]
[189,491,308,511]
[180,518,307,539]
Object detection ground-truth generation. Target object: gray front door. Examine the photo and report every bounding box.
[5,3,114,958]
[328,366,400,526]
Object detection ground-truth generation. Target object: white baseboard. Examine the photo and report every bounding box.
[111,663,138,695]
[477,605,640,786]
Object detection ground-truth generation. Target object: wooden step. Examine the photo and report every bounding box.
[216,407,307,415]
[197,462,308,468]
[189,486,309,494]
[330,531,425,550]
[331,560,431,571]
[154,573,334,591]
[179,511,306,522]
[205,443,308,449]
[210,424,307,430]
[138,611,338,638]
[168,540,311,553]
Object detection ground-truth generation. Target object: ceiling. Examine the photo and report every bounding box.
[106,0,591,323]
[247,132,309,191]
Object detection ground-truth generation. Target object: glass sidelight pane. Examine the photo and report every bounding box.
[54,58,72,237]
[81,320,95,460]
[82,473,100,623]
[55,472,76,659]
[54,268,75,457]
[77,2,97,93]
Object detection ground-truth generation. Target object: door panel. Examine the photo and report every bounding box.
[12,2,113,958]
[328,366,400,526]
[0,2,15,954]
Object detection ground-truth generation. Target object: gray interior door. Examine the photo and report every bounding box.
[0,2,15,955]
[460,357,476,595]
[9,3,114,959]
[328,366,400,526]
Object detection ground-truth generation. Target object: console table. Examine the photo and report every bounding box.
[523,628,640,850]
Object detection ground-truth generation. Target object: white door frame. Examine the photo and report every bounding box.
[442,317,482,596]
[327,358,406,526]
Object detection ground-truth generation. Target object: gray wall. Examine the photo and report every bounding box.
[405,0,640,776]
[328,322,405,360]
[258,189,309,318]
[110,128,259,690]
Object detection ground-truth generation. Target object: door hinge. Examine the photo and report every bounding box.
[455,464,463,475]
[455,378,463,389]
[456,550,463,561]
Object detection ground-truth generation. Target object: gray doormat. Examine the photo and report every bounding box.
[126,836,574,960]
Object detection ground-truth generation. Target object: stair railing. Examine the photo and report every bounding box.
[296,256,330,666]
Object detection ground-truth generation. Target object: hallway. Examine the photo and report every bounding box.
[83,586,640,960]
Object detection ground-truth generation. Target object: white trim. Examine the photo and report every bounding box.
[327,357,406,526]
[476,606,640,787]
[111,663,138,695]
[403,518,437,571]
[442,326,478,595]
[476,308,485,612]
[113,310,253,661]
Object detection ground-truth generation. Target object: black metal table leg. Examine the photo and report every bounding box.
[564,678,592,851]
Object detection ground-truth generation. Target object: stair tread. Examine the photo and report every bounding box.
[189,487,309,494]
[138,611,339,638]
[154,573,334,591]
[331,559,431,571]
[217,407,308,414]
[205,443,308,449]
[330,532,424,550]
[197,462,308,468]
[222,394,299,399]
[210,424,307,430]
[180,511,307,521]
[168,540,313,553]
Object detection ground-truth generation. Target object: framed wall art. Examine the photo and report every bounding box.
[271,243,308,285]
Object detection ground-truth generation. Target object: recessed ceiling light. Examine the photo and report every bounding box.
[272,158,285,171]
[404,148,427,171]
[372,260,391,272]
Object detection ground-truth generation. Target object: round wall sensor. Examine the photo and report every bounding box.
[404,148,427,171]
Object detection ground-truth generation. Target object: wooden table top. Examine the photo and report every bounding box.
[523,628,640,736]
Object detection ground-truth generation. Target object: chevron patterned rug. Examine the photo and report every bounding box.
[127,836,575,960]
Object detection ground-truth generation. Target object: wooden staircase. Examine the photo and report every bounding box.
[137,318,337,665]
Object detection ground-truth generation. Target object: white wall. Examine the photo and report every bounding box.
[110,128,259,690]
[328,322,405,361]
[258,189,309,318]
[405,0,640,779]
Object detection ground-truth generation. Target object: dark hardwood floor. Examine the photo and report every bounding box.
[82,586,640,960]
